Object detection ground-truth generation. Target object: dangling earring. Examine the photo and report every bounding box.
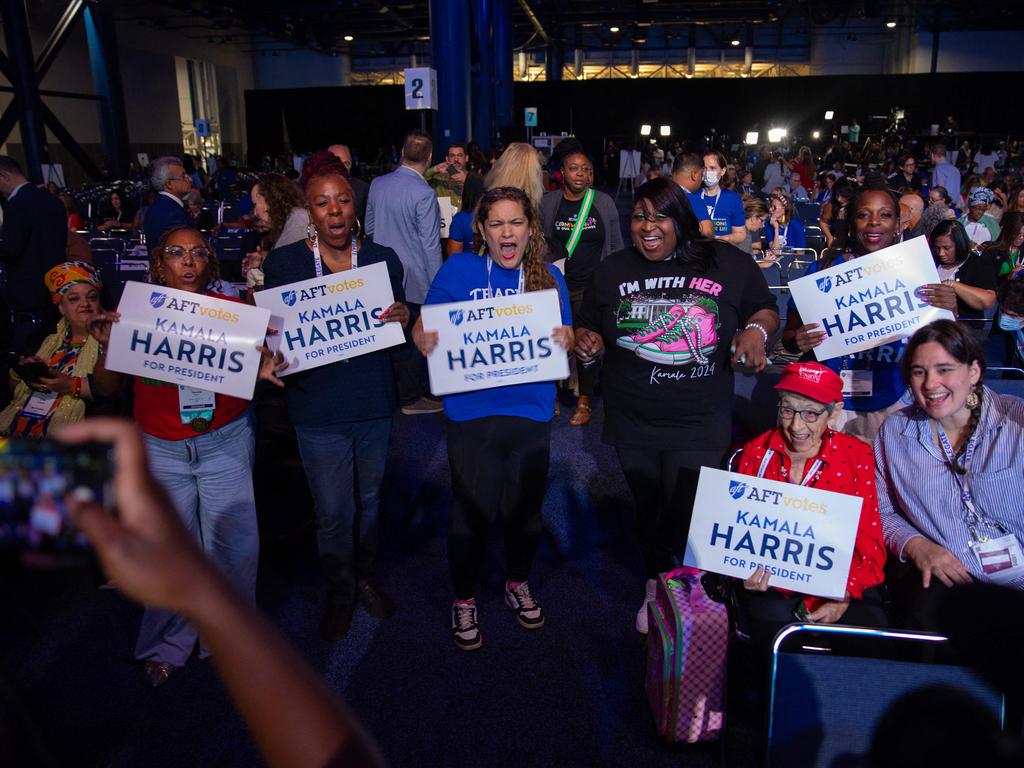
[966,387,980,410]
[307,223,318,243]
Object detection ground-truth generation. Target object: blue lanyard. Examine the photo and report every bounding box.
[933,420,1006,541]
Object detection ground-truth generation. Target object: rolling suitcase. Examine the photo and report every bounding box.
[645,567,729,743]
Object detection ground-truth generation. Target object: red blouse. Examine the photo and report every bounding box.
[736,428,886,609]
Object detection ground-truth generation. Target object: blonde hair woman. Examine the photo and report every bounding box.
[484,142,544,208]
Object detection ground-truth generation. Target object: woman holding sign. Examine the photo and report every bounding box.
[574,177,779,634]
[88,225,287,687]
[734,362,887,648]
[781,186,958,443]
[412,186,573,651]
[261,151,409,642]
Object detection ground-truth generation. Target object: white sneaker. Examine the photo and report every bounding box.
[636,578,658,634]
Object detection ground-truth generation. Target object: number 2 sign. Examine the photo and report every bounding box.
[404,67,438,110]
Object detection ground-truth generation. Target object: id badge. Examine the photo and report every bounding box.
[178,385,216,432]
[22,391,59,419]
[777,234,788,248]
[840,369,873,398]
[970,533,1024,585]
[712,217,729,235]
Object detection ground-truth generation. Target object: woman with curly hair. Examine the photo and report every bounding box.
[243,172,310,293]
[412,186,573,651]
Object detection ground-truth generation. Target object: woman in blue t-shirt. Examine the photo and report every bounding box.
[781,187,957,442]
[763,187,807,257]
[412,186,574,651]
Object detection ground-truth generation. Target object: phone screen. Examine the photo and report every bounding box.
[0,438,113,557]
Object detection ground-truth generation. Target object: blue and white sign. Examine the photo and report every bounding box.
[255,260,404,375]
[106,282,271,400]
[421,289,569,396]
[524,107,538,127]
[787,237,954,360]
[404,67,438,110]
[683,466,863,599]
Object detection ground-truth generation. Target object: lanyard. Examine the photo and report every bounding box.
[757,448,823,487]
[701,190,720,221]
[485,257,524,298]
[779,222,789,242]
[932,420,1007,541]
[312,235,358,278]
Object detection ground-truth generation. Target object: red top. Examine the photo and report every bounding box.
[791,161,816,191]
[132,291,250,441]
[736,428,886,610]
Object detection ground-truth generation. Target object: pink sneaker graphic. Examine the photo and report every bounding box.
[617,305,686,351]
[637,304,718,365]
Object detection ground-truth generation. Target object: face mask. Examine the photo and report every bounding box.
[998,313,1024,332]
[703,170,719,187]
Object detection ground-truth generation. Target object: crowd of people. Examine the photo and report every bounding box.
[1,121,1023,757]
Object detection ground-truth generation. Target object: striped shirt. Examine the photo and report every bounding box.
[874,387,1024,589]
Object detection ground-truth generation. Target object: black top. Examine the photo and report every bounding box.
[262,238,405,427]
[0,184,66,316]
[942,251,998,320]
[579,241,777,451]
[886,171,922,194]
[552,195,606,289]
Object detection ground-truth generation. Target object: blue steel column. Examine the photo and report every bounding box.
[430,0,471,147]
[83,0,131,178]
[471,0,493,148]
[492,0,513,131]
[1,0,48,182]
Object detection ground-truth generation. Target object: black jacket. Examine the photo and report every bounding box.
[0,183,68,313]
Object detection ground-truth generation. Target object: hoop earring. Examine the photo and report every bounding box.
[352,218,362,238]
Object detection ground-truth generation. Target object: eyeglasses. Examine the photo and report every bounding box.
[166,175,191,183]
[778,405,827,423]
[163,245,211,261]
[632,210,668,223]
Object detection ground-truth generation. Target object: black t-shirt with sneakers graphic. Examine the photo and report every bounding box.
[580,242,776,452]
[552,194,605,290]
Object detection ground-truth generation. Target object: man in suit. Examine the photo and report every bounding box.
[0,156,67,357]
[142,156,192,249]
[327,144,369,224]
[365,130,443,414]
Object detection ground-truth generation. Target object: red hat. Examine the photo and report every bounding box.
[775,362,843,404]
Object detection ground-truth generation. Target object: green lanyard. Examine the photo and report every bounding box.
[565,188,595,260]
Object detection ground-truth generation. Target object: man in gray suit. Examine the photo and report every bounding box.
[366,130,443,414]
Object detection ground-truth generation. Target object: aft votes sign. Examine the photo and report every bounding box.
[421,289,569,396]
[107,282,271,400]
[255,261,404,375]
[683,467,863,600]
[788,237,955,360]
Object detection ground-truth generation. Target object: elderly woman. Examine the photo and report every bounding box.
[0,262,104,437]
[875,320,1024,629]
[735,362,887,646]
[959,187,1001,248]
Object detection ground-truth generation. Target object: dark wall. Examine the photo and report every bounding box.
[246,72,1019,164]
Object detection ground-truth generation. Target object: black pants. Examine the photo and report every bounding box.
[393,301,427,406]
[569,286,597,398]
[615,445,722,578]
[446,416,551,599]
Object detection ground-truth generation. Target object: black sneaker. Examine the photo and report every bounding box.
[451,602,482,651]
[320,601,355,641]
[358,581,395,619]
[504,581,544,629]
[401,397,444,415]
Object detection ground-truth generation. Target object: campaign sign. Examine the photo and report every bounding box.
[787,237,955,360]
[107,282,271,400]
[421,289,569,396]
[683,467,863,600]
[255,261,404,375]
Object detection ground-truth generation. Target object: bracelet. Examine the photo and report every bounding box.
[71,376,83,398]
[744,322,769,348]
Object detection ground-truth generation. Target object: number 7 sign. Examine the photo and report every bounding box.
[404,67,438,110]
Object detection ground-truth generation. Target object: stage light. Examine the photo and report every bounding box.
[343,35,354,42]
[768,127,786,143]
[812,130,821,139]
[885,20,897,28]
[745,131,758,145]
[730,39,740,46]
[640,124,652,136]
[610,26,620,33]
[824,110,834,120]
[659,125,671,137]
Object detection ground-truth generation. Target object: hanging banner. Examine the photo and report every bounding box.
[421,289,569,396]
[683,466,863,600]
[106,282,271,400]
[255,260,404,375]
[787,237,955,360]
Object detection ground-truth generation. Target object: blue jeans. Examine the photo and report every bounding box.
[295,417,392,604]
[135,414,258,666]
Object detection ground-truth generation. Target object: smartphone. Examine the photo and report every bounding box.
[0,437,114,559]
[446,164,458,175]
[12,361,53,383]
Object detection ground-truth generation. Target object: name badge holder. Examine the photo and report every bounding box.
[22,390,60,420]
[179,385,216,433]
[840,356,873,398]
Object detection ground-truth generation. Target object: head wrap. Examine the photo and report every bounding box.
[44,260,102,304]
[967,187,994,207]
[775,362,843,404]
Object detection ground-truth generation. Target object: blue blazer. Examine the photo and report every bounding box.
[142,192,191,250]
[364,165,442,305]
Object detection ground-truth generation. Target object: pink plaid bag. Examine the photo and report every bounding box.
[645,567,729,743]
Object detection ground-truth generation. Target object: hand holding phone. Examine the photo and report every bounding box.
[12,359,54,384]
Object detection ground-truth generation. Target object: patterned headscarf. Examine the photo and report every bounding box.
[44,260,102,304]
[967,187,994,207]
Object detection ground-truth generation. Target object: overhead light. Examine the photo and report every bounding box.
[343,35,354,42]
[745,131,758,145]
[885,20,897,28]
[812,130,821,139]
[730,39,740,46]
[768,127,786,143]
[649,138,657,144]
[610,26,620,33]
[640,124,652,136]
[824,110,834,120]
[659,125,671,137]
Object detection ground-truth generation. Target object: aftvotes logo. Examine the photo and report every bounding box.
[449,309,464,326]
[816,276,833,293]
[281,290,298,307]
[728,480,747,500]
[149,292,167,309]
